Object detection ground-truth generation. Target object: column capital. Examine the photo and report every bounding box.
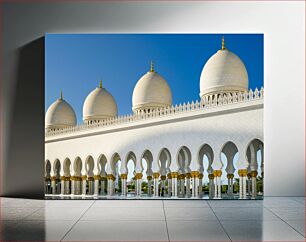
[227,173,234,179]
[160,175,167,180]
[147,175,153,181]
[107,174,116,180]
[178,174,185,179]
[238,169,248,177]
[185,173,191,178]
[213,170,222,177]
[191,171,199,177]
[153,172,160,179]
[251,171,258,177]
[94,175,101,180]
[88,176,94,181]
[50,176,57,181]
[81,175,87,180]
[171,172,178,178]
[167,173,172,179]
[135,173,143,179]
[198,173,204,179]
[70,176,82,181]
[120,174,128,179]
[61,176,71,181]
[208,174,214,179]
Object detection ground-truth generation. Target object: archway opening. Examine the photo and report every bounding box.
[45,160,51,194]
[198,144,214,197]
[141,149,153,196]
[221,141,239,197]
[246,139,264,197]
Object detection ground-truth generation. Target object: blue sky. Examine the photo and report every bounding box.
[45,34,263,124]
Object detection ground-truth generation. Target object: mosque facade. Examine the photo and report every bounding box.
[45,38,264,199]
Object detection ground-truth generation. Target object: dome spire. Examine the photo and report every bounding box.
[221,36,226,50]
[150,60,155,72]
[99,79,102,88]
[60,89,63,100]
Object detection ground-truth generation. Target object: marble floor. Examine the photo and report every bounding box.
[0,197,304,241]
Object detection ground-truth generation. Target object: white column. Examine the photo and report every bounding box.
[147,177,152,196]
[195,177,199,197]
[60,178,65,195]
[137,178,142,196]
[71,179,75,195]
[252,177,256,199]
[217,176,221,198]
[198,174,203,197]
[88,178,94,195]
[247,175,251,196]
[186,176,191,197]
[238,169,247,199]
[171,177,175,196]
[239,176,243,199]
[51,177,57,195]
[107,177,114,196]
[214,176,218,198]
[153,173,159,197]
[94,176,100,196]
[167,176,172,196]
[101,178,106,195]
[227,174,234,196]
[153,178,158,196]
[251,171,258,199]
[208,174,214,198]
[243,176,247,199]
[171,173,178,197]
[121,174,127,196]
[65,180,70,194]
[82,177,87,195]
[160,176,166,197]
[180,176,185,197]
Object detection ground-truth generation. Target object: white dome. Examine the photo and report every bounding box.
[132,64,172,112]
[199,39,248,98]
[83,81,118,123]
[45,94,77,130]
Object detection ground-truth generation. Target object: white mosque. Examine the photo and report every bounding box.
[45,37,264,199]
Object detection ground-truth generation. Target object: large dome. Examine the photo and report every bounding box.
[199,37,248,98]
[83,81,118,123]
[45,91,77,130]
[132,62,172,113]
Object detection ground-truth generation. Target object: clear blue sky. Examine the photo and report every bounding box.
[45,34,263,124]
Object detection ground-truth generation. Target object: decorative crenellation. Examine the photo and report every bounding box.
[46,87,264,137]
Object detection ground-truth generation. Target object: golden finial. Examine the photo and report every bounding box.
[221,36,226,50]
[150,60,154,72]
[60,89,63,100]
[99,79,102,88]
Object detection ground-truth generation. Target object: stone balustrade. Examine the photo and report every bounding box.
[45,87,264,137]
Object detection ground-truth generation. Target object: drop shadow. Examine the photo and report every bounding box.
[4,37,45,199]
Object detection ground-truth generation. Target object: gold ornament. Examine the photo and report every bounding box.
[120,174,128,179]
[238,169,248,177]
[213,170,222,177]
[208,174,214,179]
[227,174,234,179]
[153,172,160,179]
[251,171,258,177]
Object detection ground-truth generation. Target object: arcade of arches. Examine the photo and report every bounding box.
[45,139,263,199]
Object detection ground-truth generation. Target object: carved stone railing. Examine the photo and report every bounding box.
[45,87,264,137]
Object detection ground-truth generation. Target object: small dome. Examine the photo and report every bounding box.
[83,81,118,123]
[199,37,248,99]
[132,62,172,113]
[45,91,77,130]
